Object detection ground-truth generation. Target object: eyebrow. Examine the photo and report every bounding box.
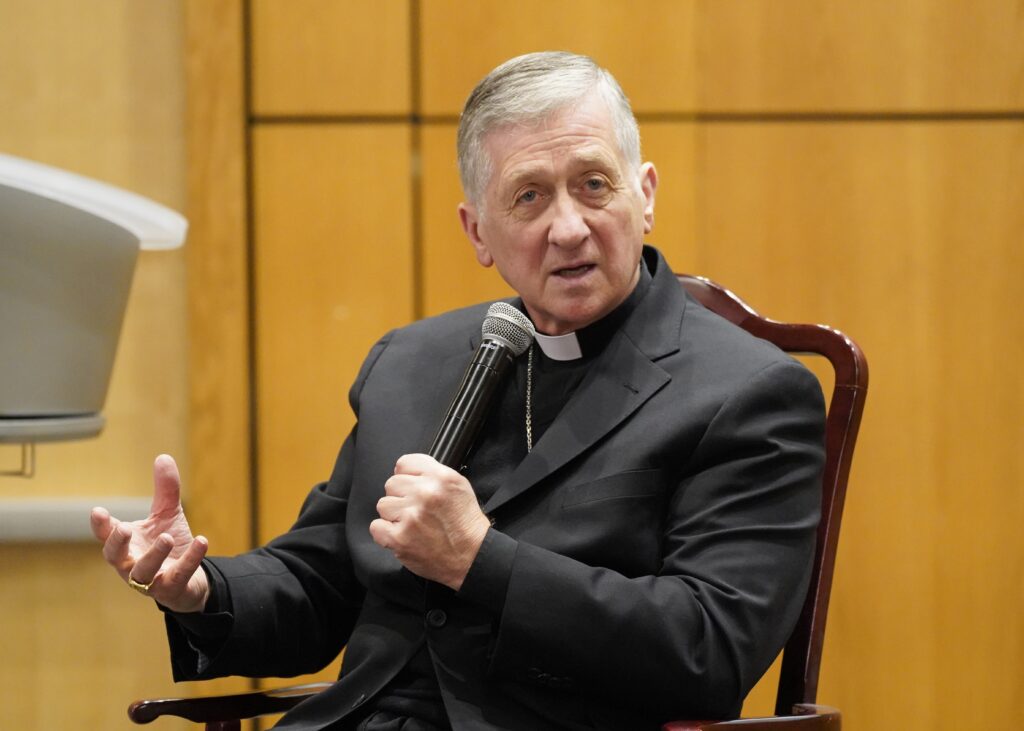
[569,149,620,171]
[501,164,549,194]
[500,149,621,195]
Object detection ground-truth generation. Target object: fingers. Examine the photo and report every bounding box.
[369,518,394,549]
[394,453,450,476]
[387,456,457,496]
[159,535,208,588]
[89,507,113,542]
[123,535,211,613]
[394,455,466,496]
[150,454,182,516]
[393,453,425,475]
[382,458,474,518]
[101,521,133,574]
[376,495,407,522]
[383,474,417,498]
[128,533,174,584]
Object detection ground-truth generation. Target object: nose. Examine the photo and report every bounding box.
[547,193,589,249]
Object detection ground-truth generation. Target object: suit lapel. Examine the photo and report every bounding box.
[481,333,670,513]
[481,247,686,514]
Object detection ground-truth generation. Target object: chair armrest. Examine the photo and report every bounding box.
[128,682,332,725]
[662,704,841,731]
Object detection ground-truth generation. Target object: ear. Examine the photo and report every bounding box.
[638,162,658,234]
[458,201,494,268]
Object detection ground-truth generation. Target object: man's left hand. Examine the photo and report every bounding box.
[369,453,490,591]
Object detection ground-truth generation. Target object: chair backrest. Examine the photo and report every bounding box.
[677,274,868,715]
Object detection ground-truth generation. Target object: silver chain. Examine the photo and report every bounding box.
[525,343,534,452]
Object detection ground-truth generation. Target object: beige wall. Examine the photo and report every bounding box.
[2,1,1021,729]
[0,2,245,728]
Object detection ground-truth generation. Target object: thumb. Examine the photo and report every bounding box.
[150,454,182,516]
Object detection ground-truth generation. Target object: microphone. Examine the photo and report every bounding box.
[428,302,536,468]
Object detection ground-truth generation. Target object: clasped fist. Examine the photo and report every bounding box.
[90,454,210,613]
[369,453,491,591]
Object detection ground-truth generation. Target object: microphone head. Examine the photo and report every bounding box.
[482,302,535,356]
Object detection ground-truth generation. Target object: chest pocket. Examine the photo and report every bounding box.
[552,468,668,576]
[561,468,665,508]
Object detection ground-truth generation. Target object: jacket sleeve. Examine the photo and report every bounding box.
[164,332,393,681]
[459,358,826,720]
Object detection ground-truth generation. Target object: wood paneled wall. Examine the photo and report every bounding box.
[0,2,218,729]
[184,1,1022,729]
[251,123,415,541]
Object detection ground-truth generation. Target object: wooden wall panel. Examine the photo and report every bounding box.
[0,1,201,728]
[183,0,252,556]
[0,546,201,730]
[697,0,1024,112]
[252,124,415,543]
[420,123,514,316]
[637,122,700,272]
[251,0,411,115]
[697,121,1024,729]
[419,0,697,115]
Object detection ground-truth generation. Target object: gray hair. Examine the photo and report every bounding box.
[456,51,642,206]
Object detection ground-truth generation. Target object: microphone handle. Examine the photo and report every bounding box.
[428,338,515,468]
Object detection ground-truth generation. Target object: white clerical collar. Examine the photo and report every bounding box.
[534,331,583,361]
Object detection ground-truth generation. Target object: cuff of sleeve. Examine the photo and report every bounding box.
[162,561,235,680]
[457,527,517,615]
[162,560,233,639]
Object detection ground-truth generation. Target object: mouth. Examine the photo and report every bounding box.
[553,263,596,279]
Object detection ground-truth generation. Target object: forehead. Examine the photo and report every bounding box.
[482,95,625,190]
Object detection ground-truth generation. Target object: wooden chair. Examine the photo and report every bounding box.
[658,275,867,730]
[129,275,868,730]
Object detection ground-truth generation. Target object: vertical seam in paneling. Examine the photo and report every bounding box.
[410,0,421,116]
[241,0,263,720]
[694,121,708,276]
[410,0,424,321]
[241,0,260,562]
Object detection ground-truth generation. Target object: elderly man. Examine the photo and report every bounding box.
[92,52,824,730]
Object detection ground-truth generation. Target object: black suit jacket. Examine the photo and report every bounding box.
[168,247,826,730]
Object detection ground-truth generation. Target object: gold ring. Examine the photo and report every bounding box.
[127,574,154,595]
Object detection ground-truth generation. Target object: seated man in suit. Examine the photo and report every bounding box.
[91,51,825,730]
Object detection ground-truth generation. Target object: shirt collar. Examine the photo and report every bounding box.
[534,331,583,361]
[529,258,653,362]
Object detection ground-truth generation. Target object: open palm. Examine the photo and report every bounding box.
[91,454,210,613]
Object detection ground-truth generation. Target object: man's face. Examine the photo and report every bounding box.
[459,93,657,335]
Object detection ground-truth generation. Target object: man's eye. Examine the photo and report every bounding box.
[585,178,606,191]
[518,190,538,204]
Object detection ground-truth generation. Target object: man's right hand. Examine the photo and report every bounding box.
[90,454,211,614]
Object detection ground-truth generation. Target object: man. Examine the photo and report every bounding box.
[92,52,825,730]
